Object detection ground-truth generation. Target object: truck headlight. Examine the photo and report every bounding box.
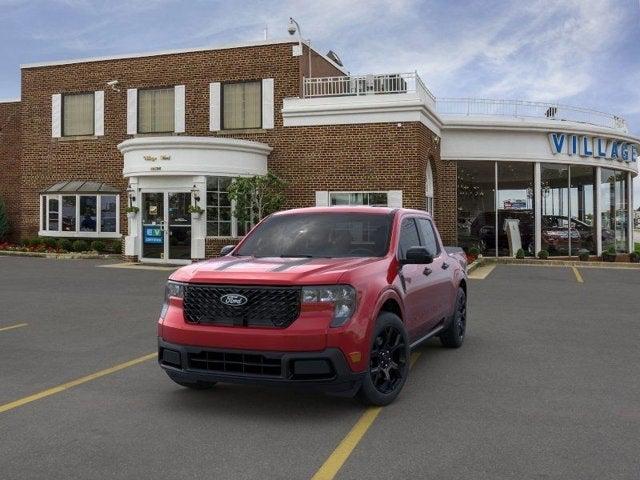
[301,285,357,327]
[160,281,185,319]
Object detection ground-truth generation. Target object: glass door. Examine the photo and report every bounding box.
[142,192,165,260]
[168,192,191,261]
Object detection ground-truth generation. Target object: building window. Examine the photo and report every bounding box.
[329,192,389,206]
[62,92,94,136]
[138,87,175,133]
[426,162,434,216]
[601,168,629,253]
[40,194,119,237]
[222,81,261,130]
[457,161,496,256]
[206,176,233,236]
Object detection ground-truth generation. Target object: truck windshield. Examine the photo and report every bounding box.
[235,212,392,258]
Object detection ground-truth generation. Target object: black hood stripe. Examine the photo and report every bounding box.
[214,258,255,271]
[271,258,314,272]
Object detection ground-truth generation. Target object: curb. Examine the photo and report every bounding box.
[481,257,640,270]
[0,250,118,260]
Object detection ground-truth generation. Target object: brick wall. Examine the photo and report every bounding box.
[15,41,452,258]
[0,101,21,240]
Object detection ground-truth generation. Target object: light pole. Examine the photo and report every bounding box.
[288,17,312,79]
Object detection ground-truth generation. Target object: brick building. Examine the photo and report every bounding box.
[0,38,638,262]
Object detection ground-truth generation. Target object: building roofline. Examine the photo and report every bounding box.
[20,38,348,73]
[0,97,20,103]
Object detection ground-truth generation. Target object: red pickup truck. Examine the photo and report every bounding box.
[158,207,468,405]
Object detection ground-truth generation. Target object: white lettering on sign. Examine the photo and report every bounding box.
[548,133,638,163]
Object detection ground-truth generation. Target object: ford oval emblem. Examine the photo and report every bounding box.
[220,293,248,307]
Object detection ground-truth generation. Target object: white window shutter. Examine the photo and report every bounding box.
[51,94,62,138]
[387,190,403,207]
[262,78,275,129]
[174,85,185,133]
[94,90,104,136]
[209,82,221,131]
[315,191,329,207]
[126,88,137,135]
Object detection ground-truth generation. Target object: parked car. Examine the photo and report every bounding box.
[157,207,468,405]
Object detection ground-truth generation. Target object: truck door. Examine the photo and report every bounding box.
[397,217,435,341]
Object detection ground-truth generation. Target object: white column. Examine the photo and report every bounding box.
[124,177,139,258]
[534,162,541,255]
[628,171,634,253]
[191,175,207,260]
[595,167,602,256]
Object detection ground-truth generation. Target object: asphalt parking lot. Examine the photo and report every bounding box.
[1,257,639,479]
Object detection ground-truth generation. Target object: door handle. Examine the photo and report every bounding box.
[423,267,432,276]
[442,262,449,270]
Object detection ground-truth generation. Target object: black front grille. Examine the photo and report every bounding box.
[187,350,282,377]
[183,285,301,328]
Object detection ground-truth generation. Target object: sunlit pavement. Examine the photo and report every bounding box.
[1,257,639,479]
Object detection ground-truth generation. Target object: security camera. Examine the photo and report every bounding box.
[287,18,297,35]
[106,80,120,92]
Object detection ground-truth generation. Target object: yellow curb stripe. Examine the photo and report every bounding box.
[311,351,422,480]
[571,266,584,283]
[0,323,28,333]
[0,353,156,414]
[468,264,496,280]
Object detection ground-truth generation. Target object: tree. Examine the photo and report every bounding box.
[227,173,287,228]
[0,197,9,241]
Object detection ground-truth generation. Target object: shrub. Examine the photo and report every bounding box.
[537,250,549,260]
[30,237,42,247]
[42,237,58,249]
[109,239,122,254]
[577,249,590,261]
[90,240,106,252]
[515,248,525,259]
[468,246,480,256]
[58,238,73,252]
[72,239,89,252]
[21,238,31,247]
[629,251,640,263]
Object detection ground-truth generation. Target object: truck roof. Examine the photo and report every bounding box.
[272,206,431,217]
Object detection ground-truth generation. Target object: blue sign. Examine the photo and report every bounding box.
[548,132,638,163]
[144,226,164,244]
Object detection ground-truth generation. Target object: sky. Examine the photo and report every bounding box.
[1,0,639,204]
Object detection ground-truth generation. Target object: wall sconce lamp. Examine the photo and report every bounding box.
[191,185,201,203]
[126,186,136,203]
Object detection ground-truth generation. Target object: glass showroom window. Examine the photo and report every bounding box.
[497,163,534,256]
[457,161,496,256]
[329,192,389,206]
[222,81,261,130]
[426,162,435,216]
[569,166,597,255]
[40,194,119,236]
[206,176,233,237]
[62,92,94,136]
[138,87,175,133]
[601,168,629,252]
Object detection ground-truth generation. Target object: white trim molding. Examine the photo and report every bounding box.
[51,94,62,138]
[118,136,271,178]
[262,78,275,129]
[126,88,137,135]
[94,90,104,136]
[174,85,186,133]
[209,82,221,132]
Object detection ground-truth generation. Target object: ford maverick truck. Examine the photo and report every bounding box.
[158,207,468,405]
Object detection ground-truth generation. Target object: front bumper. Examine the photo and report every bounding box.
[158,338,364,396]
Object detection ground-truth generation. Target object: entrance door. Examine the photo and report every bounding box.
[141,192,191,263]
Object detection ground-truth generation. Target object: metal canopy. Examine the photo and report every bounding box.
[41,180,120,194]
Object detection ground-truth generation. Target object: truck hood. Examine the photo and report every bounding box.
[171,256,383,285]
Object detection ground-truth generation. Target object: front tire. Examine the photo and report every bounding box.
[439,287,467,348]
[356,312,410,406]
[166,371,216,390]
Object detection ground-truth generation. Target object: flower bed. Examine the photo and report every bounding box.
[0,237,122,256]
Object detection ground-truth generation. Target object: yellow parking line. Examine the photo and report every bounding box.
[311,352,421,480]
[0,323,28,333]
[571,266,584,283]
[0,352,156,414]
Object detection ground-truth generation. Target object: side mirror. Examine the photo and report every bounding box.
[219,245,235,256]
[400,246,433,265]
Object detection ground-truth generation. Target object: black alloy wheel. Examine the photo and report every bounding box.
[369,325,408,395]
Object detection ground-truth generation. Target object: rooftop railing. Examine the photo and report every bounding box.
[301,74,628,132]
[302,72,436,107]
[436,97,628,132]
